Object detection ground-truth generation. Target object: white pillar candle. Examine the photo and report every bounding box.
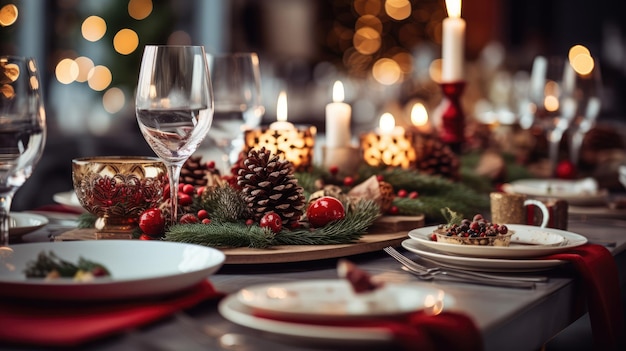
[269,90,295,130]
[325,81,352,148]
[441,0,466,82]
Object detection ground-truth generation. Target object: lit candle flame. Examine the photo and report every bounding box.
[445,0,462,18]
[379,112,396,134]
[277,90,287,122]
[332,80,344,103]
[410,103,428,127]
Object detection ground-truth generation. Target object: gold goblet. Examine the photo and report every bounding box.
[72,156,167,239]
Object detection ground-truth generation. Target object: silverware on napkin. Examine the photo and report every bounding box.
[384,246,544,289]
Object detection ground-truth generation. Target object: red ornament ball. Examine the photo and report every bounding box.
[138,208,165,236]
[306,196,346,228]
[260,212,283,233]
[179,213,199,224]
[555,160,576,179]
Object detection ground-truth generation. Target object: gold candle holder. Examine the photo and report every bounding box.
[243,126,317,171]
[360,131,416,169]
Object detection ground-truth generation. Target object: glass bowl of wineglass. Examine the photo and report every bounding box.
[0,56,46,247]
[72,156,167,239]
[204,52,264,170]
[135,45,214,225]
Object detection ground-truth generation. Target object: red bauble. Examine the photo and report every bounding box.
[179,213,199,224]
[138,208,165,236]
[260,212,282,233]
[555,160,576,179]
[306,196,346,228]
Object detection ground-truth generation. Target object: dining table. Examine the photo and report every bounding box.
[2,207,626,351]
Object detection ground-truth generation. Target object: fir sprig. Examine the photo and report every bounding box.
[165,199,380,248]
[165,222,275,248]
[201,184,248,222]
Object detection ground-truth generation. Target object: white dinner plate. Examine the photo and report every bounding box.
[502,179,608,206]
[220,293,393,346]
[52,190,86,212]
[9,212,49,240]
[236,279,452,320]
[401,239,564,272]
[0,240,225,300]
[408,225,587,259]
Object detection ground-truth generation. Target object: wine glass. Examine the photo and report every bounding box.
[0,56,47,247]
[205,52,264,170]
[566,57,602,168]
[135,45,213,225]
[529,56,577,176]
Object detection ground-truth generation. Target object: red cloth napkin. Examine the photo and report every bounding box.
[0,280,223,347]
[544,243,625,351]
[253,310,482,351]
[33,203,85,215]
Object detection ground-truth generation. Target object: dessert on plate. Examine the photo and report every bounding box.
[431,214,513,246]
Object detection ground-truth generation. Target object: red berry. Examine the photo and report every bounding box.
[388,205,399,215]
[197,209,209,220]
[306,196,346,228]
[472,214,484,222]
[178,193,193,206]
[343,176,354,187]
[260,212,283,233]
[182,184,195,195]
[470,222,480,231]
[555,160,576,179]
[409,191,419,199]
[201,218,211,224]
[179,213,199,224]
[498,225,508,234]
[376,175,384,182]
[206,161,216,169]
[178,183,185,192]
[329,165,339,175]
[430,233,437,241]
[245,219,255,226]
[196,186,205,196]
[139,234,153,240]
[397,189,407,198]
[138,208,165,236]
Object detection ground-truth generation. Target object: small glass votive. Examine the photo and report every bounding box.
[243,126,317,171]
[72,156,167,239]
[360,131,417,169]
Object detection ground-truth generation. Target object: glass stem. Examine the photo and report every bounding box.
[0,194,13,247]
[166,163,183,226]
[548,129,564,177]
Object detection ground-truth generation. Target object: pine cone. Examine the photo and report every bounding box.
[181,155,219,187]
[237,147,306,227]
[413,135,460,181]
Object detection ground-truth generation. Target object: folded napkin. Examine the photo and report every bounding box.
[544,244,625,351]
[33,203,85,215]
[253,310,482,351]
[0,280,223,347]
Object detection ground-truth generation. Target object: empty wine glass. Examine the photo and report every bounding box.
[529,56,577,176]
[205,52,263,170]
[0,56,46,247]
[135,45,214,225]
[566,52,602,167]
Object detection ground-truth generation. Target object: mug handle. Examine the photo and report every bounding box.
[524,199,550,228]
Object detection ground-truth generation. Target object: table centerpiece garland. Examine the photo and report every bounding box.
[76,147,492,248]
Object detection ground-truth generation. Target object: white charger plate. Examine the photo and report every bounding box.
[401,239,564,272]
[236,279,452,320]
[9,212,49,240]
[53,190,86,212]
[408,225,587,259]
[0,240,225,300]
[502,179,608,206]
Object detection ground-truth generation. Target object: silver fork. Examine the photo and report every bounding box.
[383,246,538,289]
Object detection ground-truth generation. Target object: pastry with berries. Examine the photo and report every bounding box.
[432,214,513,246]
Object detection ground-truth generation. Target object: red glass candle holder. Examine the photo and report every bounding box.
[439,81,466,153]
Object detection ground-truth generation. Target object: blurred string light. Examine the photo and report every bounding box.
[568,44,595,76]
[52,0,156,115]
[327,0,442,85]
[0,4,18,27]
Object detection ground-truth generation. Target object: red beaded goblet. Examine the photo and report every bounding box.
[72,156,167,239]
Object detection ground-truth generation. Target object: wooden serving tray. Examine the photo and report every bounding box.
[55,215,425,265]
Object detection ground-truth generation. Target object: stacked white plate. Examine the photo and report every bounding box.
[402,225,588,272]
[219,279,454,345]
